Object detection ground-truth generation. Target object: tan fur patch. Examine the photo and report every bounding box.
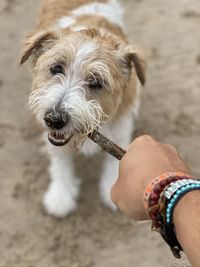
[37,0,108,29]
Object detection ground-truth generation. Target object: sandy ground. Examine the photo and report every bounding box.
[1,0,200,266]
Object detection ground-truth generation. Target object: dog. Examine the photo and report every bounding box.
[20,0,145,218]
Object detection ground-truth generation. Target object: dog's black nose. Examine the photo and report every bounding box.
[44,110,69,130]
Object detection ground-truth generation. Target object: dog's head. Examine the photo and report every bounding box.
[20,28,145,146]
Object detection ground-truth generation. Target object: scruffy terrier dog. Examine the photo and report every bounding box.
[20,0,145,217]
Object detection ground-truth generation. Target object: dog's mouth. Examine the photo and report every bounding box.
[48,131,73,146]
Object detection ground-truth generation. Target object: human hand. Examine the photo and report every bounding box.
[111,135,191,220]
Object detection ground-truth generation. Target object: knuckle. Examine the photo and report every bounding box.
[127,135,156,152]
[134,135,154,144]
[165,144,177,153]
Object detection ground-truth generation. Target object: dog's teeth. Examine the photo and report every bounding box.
[48,132,73,146]
[49,131,67,141]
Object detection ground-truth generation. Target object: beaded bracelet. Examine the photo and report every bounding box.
[164,179,200,200]
[143,172,192,259]
[165,180,200,224]
[144,173,191,229]
[143,172,191,210]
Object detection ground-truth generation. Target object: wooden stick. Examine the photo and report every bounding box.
[88,129,126,160]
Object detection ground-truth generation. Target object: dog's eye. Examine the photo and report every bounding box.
[50,65,64,75]
[88,77,103,90]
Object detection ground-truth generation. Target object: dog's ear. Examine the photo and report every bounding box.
[20,31,58,65]
[119,45,146,86]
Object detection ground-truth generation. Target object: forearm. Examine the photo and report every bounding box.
[174,191,200,267]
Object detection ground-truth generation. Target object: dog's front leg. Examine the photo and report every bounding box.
[99,153,119,210]
[99,112,136,210]
[43,148,80,218]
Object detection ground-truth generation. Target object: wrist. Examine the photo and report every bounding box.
[174,190,200,232]
[143,172,195,258]
[173,190,200,267]
[143,172,191,210]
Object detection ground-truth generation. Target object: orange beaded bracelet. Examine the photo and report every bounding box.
[143,172,192,210]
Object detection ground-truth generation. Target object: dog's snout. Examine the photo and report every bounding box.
[44,110,69,130]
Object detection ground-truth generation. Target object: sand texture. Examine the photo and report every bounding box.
[1,0,200,266]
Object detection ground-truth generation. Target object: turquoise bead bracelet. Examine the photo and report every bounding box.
[166,181,200,224]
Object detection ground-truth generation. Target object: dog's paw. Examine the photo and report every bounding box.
[99,181,117,211]
[43,182,78,218]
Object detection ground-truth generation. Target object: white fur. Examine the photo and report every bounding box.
[81,81,141,155]
[43,147,80,217]
[98,105,137,208]
[58,16,76,29]
[43,106,137,216]
[72,25,88,32]
[81,83,140,208]
[56,0,124,30]
[44,103,137,216]
[71,0,124,28]
[75,42,98,66]
[133,78,141,118]
[42,81,140,216]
